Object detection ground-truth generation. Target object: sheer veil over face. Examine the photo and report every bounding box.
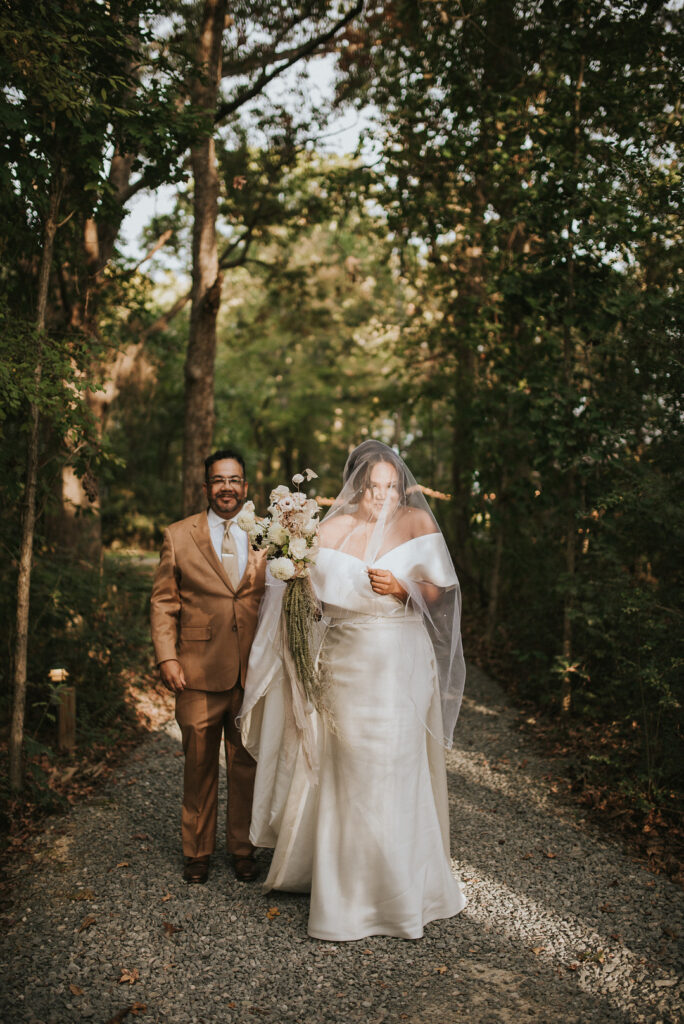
[318,440,466,745]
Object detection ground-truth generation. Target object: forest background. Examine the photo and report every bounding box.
[0,0,681,874]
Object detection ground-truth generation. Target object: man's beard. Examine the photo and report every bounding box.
[210,491,244,518]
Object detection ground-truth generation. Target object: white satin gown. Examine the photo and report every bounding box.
[240,534,466,941]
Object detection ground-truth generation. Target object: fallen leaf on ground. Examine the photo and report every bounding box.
[119,968,140,985]
[532,946,545,955]
[104,1010,131,1024]
[162,921,182,935]
[266,907,280,920]
[161,893,173,902]
[545,851,557,859]
[131,833,150,841]
[434,965,447,974]
[78,915,96,933]
[116,861,130,869]
[521,853,533,860]
[567,963,578,971]
[104,1006,147,1024]
[69,983,84,995]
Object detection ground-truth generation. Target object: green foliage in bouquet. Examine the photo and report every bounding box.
[282,575,328,715]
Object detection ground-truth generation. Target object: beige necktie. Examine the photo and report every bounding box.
[221,522,240,589]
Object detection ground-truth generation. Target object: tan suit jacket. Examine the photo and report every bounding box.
[150,510,266,691]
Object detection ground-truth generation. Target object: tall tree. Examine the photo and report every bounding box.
[337,0,682,778]
[180,0,365,512]
[0,0,185,788]
[183,0,228,514]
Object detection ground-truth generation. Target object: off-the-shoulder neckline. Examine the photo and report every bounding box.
[316,533,440,566]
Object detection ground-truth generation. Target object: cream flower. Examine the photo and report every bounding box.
[235,501,256,531]
[289,536,308,560]
[292,473,304,486]
[304,468,318,481]
[302,517,319,537]
[278,495,295,512]
[270,485,289,502]
[269,557,296,581]
[268,522,287,546]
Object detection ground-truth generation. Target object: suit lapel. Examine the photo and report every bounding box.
[236,540,258,593]
[191,510,234,591]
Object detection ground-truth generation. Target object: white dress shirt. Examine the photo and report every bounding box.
[207,508,249,583]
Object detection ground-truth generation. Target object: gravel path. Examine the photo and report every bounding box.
[1,666,682,1024]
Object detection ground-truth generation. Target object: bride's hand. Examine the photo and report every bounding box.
[367,568,407,601]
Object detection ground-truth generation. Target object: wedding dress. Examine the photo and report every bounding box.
[240,442,467,941]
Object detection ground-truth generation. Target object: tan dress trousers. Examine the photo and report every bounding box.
[175,683,255,858]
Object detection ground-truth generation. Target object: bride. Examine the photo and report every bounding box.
[239,440,467,941]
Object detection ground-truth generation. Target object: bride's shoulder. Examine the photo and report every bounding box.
[400,507,439,539]
[319,513,354,545]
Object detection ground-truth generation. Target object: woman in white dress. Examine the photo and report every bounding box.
[239,440,466,941]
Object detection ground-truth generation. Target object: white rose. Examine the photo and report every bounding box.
[289,536,308,560]
[292,491,307,507]
[302,517,318,537]
[270,485,289,502]
[268,522,287,546]
[269,556,296,581]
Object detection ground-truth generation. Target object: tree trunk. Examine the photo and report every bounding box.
[449,346,475,584]
[560,51,586,716]
[561,476,577,715]
[10,171,63,793]
[485,468,508,652]
[182,0,227,516]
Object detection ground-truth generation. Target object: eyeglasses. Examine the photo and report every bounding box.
[208,476,245,487]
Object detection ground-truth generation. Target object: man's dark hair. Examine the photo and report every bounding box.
[204,448,246,482]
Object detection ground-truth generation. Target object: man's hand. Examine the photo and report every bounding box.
[159,659,187,693]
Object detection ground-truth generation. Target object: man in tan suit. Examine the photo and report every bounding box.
[151,449,266,884]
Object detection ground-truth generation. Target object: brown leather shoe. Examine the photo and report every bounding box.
[183,856,210,884]
[232,854,259,882]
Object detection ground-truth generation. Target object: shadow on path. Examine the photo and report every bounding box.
[1,666,681,1024]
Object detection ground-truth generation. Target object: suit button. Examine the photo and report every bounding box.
[232,624,238,632]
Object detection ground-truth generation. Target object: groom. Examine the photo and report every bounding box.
[150,449,266,884]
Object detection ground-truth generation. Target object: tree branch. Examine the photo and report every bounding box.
[131,229,174,275]
[119,3,364,206]
[138,289,191,340]
[214,1,364,124]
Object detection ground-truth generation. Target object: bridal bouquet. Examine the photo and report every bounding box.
[236,470,328,719]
